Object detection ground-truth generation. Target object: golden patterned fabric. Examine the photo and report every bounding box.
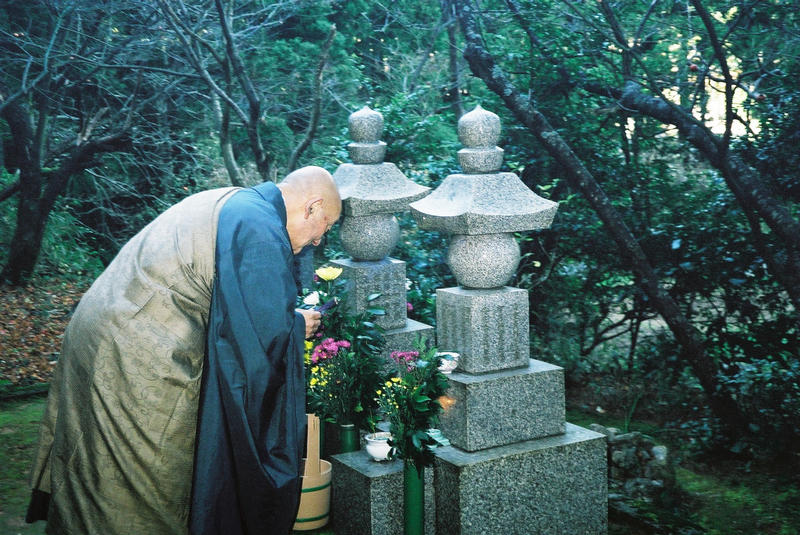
[28,187,240,534]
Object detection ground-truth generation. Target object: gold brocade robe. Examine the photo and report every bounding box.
[29,187,240,534]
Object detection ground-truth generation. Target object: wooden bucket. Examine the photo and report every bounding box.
[292,458,332,530]
[293,414,332,531]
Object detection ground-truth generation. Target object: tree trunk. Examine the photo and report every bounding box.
[1,177,47,284]
[443,0,465,118]
[454,0,745,431]
[1,95,41,284]
[212,91,243,187]
[1,92,133,284]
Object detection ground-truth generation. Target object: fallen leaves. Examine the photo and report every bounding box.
[0,276,88,387]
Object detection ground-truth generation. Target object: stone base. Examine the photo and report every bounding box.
[434,423,608,535]
[439,359,565,452]
[333,257,407,330]
[331,451,435,535]
[436,286,529,373]
[381,318,434,363]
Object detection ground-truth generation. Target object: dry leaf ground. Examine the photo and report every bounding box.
[0,277,88,390]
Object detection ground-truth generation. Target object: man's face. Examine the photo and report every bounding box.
[291,200,339,254]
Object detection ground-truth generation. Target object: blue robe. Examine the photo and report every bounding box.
[190,182,307,534]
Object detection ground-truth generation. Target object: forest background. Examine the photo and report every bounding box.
[1,1,798,533]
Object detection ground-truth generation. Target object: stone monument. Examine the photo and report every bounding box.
[330,106,437,533]
[330,105,433,356]
[410,105,608,534]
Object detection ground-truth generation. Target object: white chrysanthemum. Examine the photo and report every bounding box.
[303,291,321,306]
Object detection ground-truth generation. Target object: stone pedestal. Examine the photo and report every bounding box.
[438,359,565,452]
[434,424,608,535]
[331,452,435,535]
[436,286,529,373]
[332,257,407,330]
[383,318,434,358]
[332,257,434,360]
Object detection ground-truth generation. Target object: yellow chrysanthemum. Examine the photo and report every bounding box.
[315,266,343,281]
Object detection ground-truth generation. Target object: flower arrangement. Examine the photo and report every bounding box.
[301,265,343,317]
[376,339,450,470]
[300,265,383,357]
[307,340,383,430]
[301,266,386,432]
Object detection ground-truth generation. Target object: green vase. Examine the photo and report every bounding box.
[338,423,359,453]
[403,460,424,535]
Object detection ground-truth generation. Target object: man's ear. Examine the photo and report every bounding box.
[305,197,324,219]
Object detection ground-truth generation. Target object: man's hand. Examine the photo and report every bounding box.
[297,308,322,339]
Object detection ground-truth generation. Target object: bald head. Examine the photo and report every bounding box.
[277,166,341,254]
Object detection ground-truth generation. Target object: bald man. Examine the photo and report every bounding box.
[27,167,341,535]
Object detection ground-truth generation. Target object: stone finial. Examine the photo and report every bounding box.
[458,105,504,173]
[349,106,383,142]
[458,104,500,147]
[347,106,387,164]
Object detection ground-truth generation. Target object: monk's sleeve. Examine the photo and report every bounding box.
[190,190,306,535]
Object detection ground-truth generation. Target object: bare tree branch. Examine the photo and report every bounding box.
[689,0,735,149]
[214,0,271,179]
[0,7,68,115]
[0,180,19,203]
[444,0,465,118]
[156,0,249,127]
[287,24,336,172]
[81,62,204,79]
[404,9,451,92]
